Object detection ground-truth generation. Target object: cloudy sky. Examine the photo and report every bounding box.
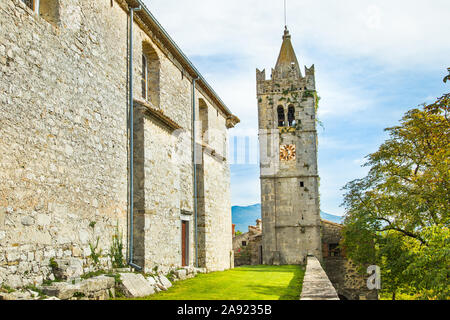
[144,0,449,216]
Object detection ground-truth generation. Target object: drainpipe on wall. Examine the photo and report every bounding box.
[128,4,142,272]
[192,77,200,268]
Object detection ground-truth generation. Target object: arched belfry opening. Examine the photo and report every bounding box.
[142,42,160,107]
[287,105,295,126]
[277,106,285,127]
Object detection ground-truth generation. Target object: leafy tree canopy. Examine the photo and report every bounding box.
[341,88,449,300]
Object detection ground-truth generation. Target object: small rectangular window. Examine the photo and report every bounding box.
[299,181,304,187]
[39,0,61,26]
[242,241,247,247]
[22,0,35,10]
[329,243,340,257]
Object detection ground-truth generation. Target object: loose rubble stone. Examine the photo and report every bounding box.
[52,258,84,280]
[40,275,115,300]
[158,275,172,289]
[146,276,157,286]
[119,273,155,297]
[156,283,167,291]
[174,269,187,280]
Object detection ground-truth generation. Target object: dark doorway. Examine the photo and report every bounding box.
[259,245,263,264]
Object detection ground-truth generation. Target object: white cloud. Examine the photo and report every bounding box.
[142,0,449,210]
[361,5,382,30]
[144,0,449,126]
[145,0,450,68]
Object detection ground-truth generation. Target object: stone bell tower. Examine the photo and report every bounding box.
[257,27,322,265]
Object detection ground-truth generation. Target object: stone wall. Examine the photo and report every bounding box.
[321,220,378,300]
[300,256,339,300]
[196,97,234,271]
[0,0,130,288]
[232,221,262,266]
[0,0,236,288]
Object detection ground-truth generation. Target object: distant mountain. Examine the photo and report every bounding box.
[232,204,343,232]
[320,211,344,224]
[232,204,262,233]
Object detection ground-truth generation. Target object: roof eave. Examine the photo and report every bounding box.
[125,0,237,120]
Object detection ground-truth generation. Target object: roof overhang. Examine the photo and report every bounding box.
[121,0,239,123]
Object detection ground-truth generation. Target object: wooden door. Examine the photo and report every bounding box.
[181,221,188,266]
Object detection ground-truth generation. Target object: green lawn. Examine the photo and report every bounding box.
[129,265,305,300]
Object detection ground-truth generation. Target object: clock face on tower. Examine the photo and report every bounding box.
[280,144,296,161]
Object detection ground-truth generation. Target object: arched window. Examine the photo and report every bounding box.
[141,54,148,100]
[142,42,160,106]
[199,99,208,144]
[288,105,295,127]
[277,106,285,127]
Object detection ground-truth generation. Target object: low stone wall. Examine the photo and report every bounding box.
[300,256,339,300]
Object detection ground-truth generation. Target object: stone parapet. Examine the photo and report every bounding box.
[300,256,339,300]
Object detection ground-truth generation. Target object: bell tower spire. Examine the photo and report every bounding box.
[274,27,302,79]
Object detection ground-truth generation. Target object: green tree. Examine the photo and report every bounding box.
[443,68,450,83]
[403,225,450,299]
[341,91,449,299]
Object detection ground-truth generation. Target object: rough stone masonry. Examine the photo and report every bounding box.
[0,0,239,288]
[257,27,322,265]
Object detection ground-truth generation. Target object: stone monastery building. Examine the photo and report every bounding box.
[0,0,239,288]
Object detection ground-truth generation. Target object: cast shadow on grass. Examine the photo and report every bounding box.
[233,265,301,273]
[279,266,305,300]
[240,266,305,300]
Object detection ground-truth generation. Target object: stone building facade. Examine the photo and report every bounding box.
[257,27,322,265]
[321,220,378,300]
[0,0,238,288]
[232,219,262,266]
